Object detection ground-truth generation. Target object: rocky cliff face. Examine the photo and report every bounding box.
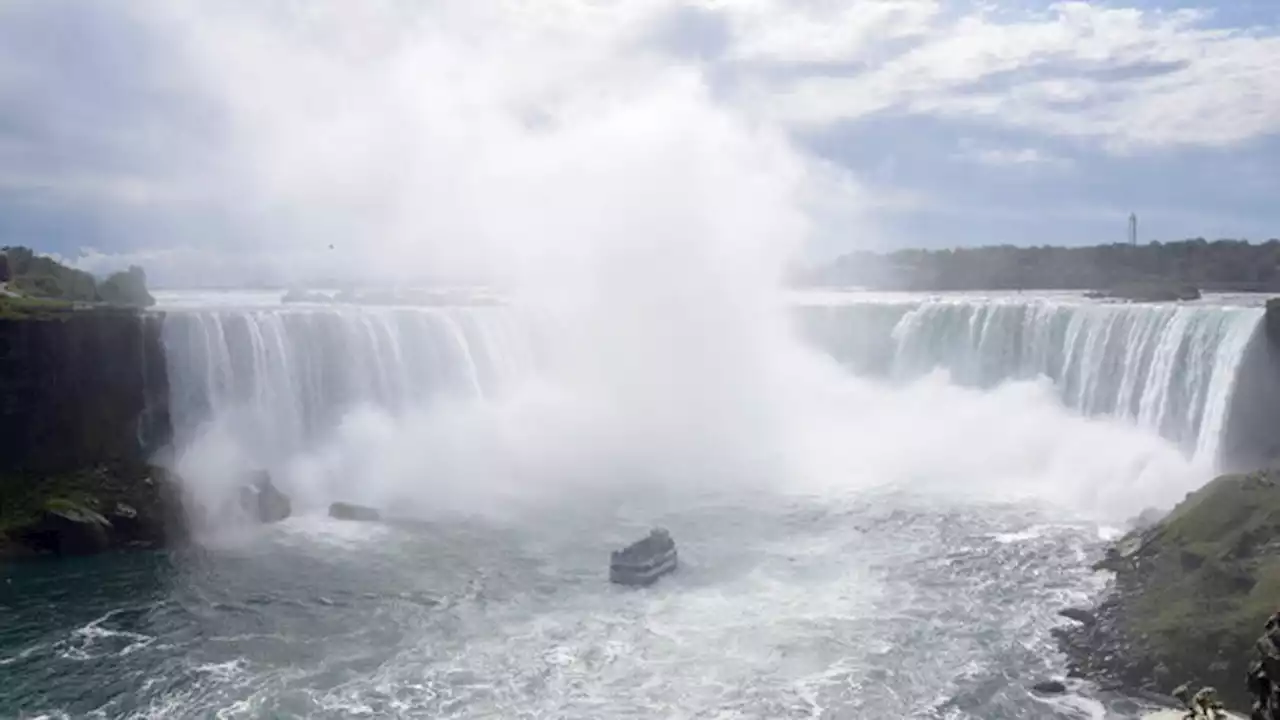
[0,309,182,558]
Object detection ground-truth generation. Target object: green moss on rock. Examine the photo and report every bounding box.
[1093,470,1280,711]
[0,464,183,558]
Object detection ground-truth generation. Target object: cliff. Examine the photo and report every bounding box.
[0,308,182,559]
[1057,470,1280,712]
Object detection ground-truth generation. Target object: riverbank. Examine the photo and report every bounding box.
[1055,469,1280,713]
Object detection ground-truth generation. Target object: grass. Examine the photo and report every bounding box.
[0,294,76,320]
[1113,470,1280,706]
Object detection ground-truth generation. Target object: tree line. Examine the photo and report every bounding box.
[798,238,1280,293]
[0,246,154,307]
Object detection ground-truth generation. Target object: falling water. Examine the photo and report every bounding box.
[160,303,544,469]
[793,295,1263,463]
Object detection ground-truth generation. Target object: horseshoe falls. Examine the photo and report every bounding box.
[151,291,1271,527]
[162,292,1266,479]
[793,293,1266,467]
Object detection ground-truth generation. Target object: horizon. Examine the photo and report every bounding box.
[11,233,1280,289]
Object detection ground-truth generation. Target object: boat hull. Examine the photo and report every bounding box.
[609,549,678,587]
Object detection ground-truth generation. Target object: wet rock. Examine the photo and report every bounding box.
[1032,680,1067,695]
[1247,611,1280,719]
[328,502,381,522]
[240,471,291,523]
[1059,608,1095,625]
[1,463,186,560]
[24,499,113,556]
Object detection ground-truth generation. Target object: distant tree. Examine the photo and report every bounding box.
[0,252,8,283]
[97,266,155,307]
[0,245,98,301]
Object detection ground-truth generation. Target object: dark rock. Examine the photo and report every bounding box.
[1267,298,1280,349]
[23,500,113,556]
[0,311,170,476]
[240,471,291,523]
[0,309,184,561]
[328,502,381,522]
[1179,548,1205,570]
[2,465,185,559]
[1249,613,1280,719]
[1059,608,1095,625]
[1031,680,1067,695]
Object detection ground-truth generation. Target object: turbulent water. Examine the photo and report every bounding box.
[3,491,1138,719]
[2,289,1268,719]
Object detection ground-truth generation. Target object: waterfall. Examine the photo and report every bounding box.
[158,293,1266,482]
[161,304,542,469]
[795,296,1263,463]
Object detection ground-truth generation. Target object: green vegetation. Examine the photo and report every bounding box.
[0,294,76,319]
[98,266,155,307]
[1107,470,1280,709]
[1130,472,1280,647]
[2,246,98,301]
[0,468,110,534]
[0,245,154,307]
[802,238,1280,292]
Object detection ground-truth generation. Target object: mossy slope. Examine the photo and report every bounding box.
[1094,470,1280,710]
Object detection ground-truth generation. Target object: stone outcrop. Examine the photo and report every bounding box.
[0,310,170,474]
[0,309,182,559]
[240,471,291,524]
[1266,299,1280,350]
[1248,612,1280,719]
[1056,470,1280,712]
[328,502,381,522]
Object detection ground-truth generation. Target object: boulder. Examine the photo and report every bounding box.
[239,471,291,523]
[1031,680,1067,695]
[328,502,381,522]
[25,499,113,556]
[1,464,185,560]
[1248,612,1280,719]
[1059,608,1095,625]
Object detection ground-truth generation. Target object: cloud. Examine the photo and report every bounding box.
[951,139,1073,169]
[711,0,940,66]
[0,0,1277,275]
[0,0,893,287]
[733,1,1280,151]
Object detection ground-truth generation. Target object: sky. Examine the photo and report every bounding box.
[0,0,1277,287]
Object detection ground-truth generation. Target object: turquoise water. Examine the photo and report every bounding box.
[1,489,1161,719]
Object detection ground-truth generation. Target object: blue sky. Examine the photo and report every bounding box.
[0,0,1277,285]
